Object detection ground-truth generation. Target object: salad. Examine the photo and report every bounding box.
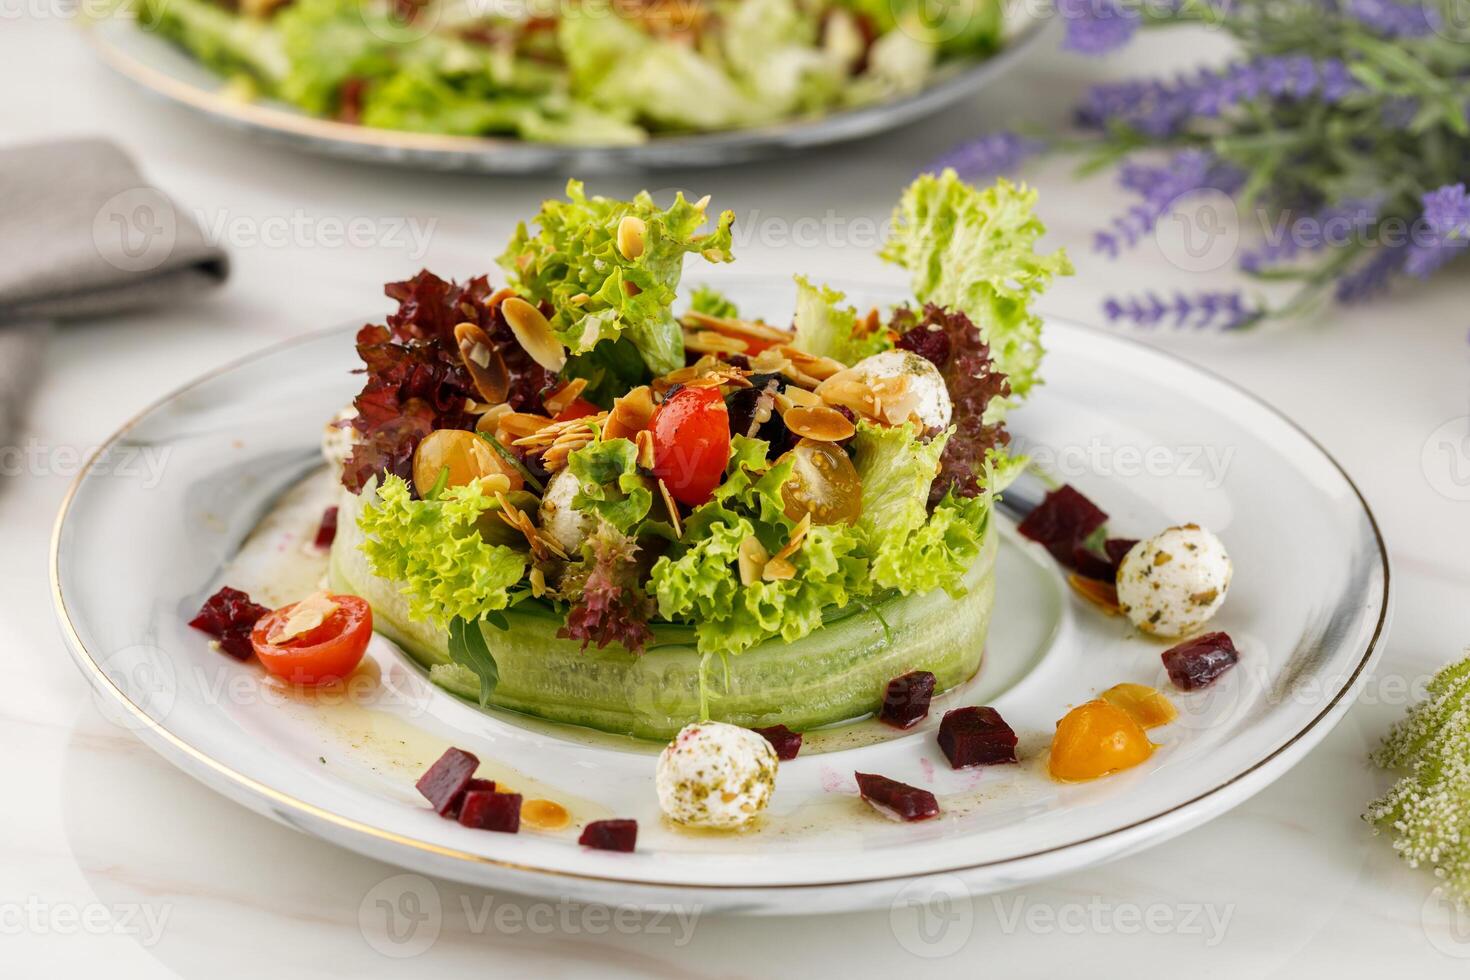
[131,0,1005,143]
[312,171,1070,739]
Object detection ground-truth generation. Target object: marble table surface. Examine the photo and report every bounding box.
[7,13,1470,978]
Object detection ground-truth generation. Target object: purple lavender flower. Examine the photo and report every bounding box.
[1336,243,1409,302]
[1405,184,1470,278]
[927,132,1047,180]
[1060,0,1140,55]
[1094,150,1244,256]
[1077,57,1362,137]
[1239,199,1381,272]
[1345,0,1438,37]
[1104,290,1260,330]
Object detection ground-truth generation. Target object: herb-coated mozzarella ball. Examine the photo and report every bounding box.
[538,468,595,556]
[321,407,359,480]
[850,349,953,430]
[1116,524,1232,638]
[656,722,778,829]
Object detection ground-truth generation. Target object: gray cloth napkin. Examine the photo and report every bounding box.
[0,137,229,450]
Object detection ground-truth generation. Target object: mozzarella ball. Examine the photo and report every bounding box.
[321,407,359,480]
[1116,524,1232,638]
[656,722,778,829]
[538,468,595,556]
[850,349,953,430]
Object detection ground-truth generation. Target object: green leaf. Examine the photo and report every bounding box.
[790,275,893,364]
[880,171,1072,401]
[447,616,500,707]
[566,437,655,533]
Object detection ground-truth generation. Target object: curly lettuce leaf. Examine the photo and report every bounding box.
[140,0,289,86]
[881,171,1073,400]
[688,284,740,320]
[357,475,528,625]
[650,436,869,655]
[832,0,1002,56]
[566,438,654,534]
[498,180,735,376]
[790,275,892,365]
[851,420,948,540]
[717,0,846,115]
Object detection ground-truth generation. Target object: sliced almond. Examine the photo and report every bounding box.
[870,375,920,426]
[487,286,517,309]
[542,377,589,416]
[495,411,555,441]
[784,404,855,442]
[773,513,811,562]
[605,386,656,440]
[617,215,647,260]
[778,345,846,382]
[738,535,770,586]
[683,311,793,345]
[454,322,511,405]
[635,429,657,470]
[773,386,821,412]
[684,330,748,356]
[502,297,567,372]
[762,557,796,582]
[529,566,548,598]
[657,478,683,538]
[816,373,880,420]
[266,591,339,646]
[475,403,514,434]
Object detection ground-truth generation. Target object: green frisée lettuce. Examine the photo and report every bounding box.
[357,475,528,625]
[881,170,1074,399]
[566,438,654,534]
[851,421,948,540]
[790,276,893,365]
[688,285,740,320]
[499,180,736,377]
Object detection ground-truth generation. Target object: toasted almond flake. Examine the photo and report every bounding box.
[738,535,770,586]
[772,513,811,562]
[513,413,606,450]
[529,566,547,598]
[778,345,846,381]
[684,330,748,356]
[543,378,588,416]
[605,385,656,440]
[1068,574,1122,615]
[635,429,657,470]
[773,386,821,412]
[817,374,880,420]
[475,404,513,434]
[658,478,683,538]
[502,297,567,373]
[496,491,567,562]
[488,286,517,308]
[762,557,796,582]
[784,404,856,442]
[267,590,339,645]
[569,292,591,306]
[617,215,647,260]
[683,311,793,344]
[453,322,511,404]
[496,411,555,440]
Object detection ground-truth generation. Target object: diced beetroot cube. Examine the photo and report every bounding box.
[188,586,269,660]
[1070,543,1118,582]
[879,670,937,729]
[314,506,340,549]
[937,706,1018,769]
[1105,538,1139,565]
[855,772,939,822]
[1017,485,1108,566]
[579,819,638,852]
[415,747,480,816]
[445,778,496,820]
[753,725,802,760]
[458,790,521,833]
[1162,632,1239,690]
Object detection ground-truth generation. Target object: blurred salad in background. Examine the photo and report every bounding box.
[122,0,1006,143]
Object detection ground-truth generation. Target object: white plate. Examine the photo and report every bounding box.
[83,15,1048,173]
[51,281,1389,914]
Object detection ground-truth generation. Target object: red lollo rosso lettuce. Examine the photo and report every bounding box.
[556,520,656,654]
[341,271,553,494]
[892,304,1012,504]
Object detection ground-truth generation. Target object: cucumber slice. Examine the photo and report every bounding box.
[331,491,996,740]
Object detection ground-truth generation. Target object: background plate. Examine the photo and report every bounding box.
[52,281,1388,914]
[84,14,1048,173]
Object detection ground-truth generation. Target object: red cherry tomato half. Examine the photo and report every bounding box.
[554,397,602,422]
[250,594,372,685]
[650,386,730,506]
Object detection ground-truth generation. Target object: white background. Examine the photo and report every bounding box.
[6,13,1470,977]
